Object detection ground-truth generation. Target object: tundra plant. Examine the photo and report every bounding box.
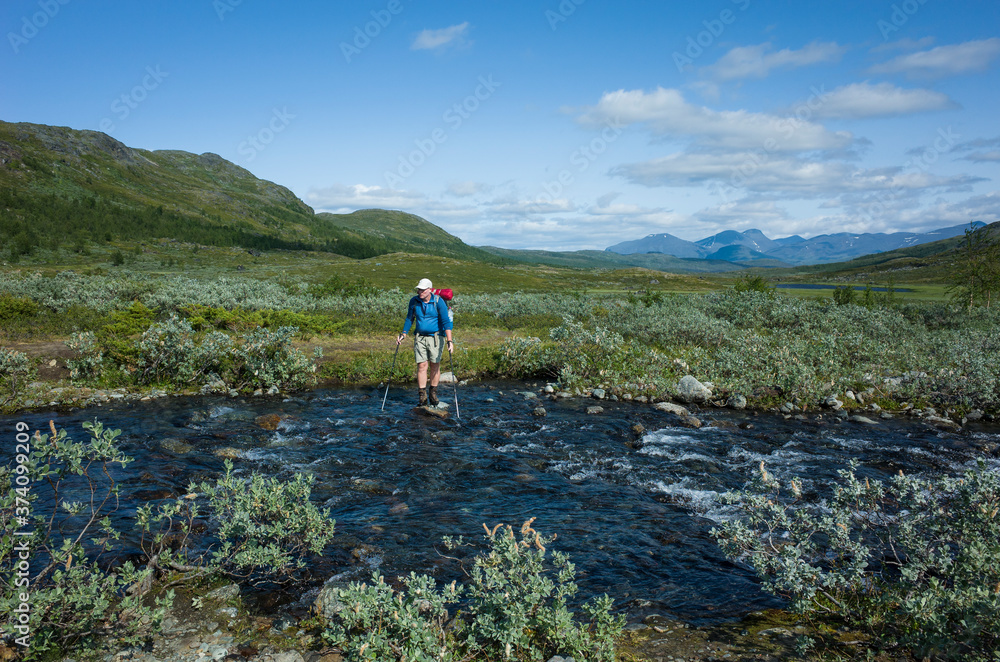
[322,519,625,661]
[0,421,172,659]
[0,347,35,410]
[712,460,1000,660]
[136,459,336,586]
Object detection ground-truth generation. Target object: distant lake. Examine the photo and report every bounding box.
[776,284,913,292]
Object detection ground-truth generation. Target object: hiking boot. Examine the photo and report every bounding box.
[428,386,439,406]
[418,388,428,407]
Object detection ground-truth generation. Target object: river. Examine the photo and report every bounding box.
[7,381,999,624]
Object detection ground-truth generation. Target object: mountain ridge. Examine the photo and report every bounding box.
[607,224,982,265]
[0,120,496,263]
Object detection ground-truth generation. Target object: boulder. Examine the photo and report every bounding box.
[926,415,960,431]
[592,388,606,400]
[414,406,448,419]
[823,395,843,410]
[676,375,712,404]
[652,402,689,417]
[586,406,604,415]
[679,415,702,429]
[726,394,747,410]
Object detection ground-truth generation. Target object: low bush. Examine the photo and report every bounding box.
[138,460,337,586]
[322,519,625,661]
[712,460,1000,660]
[65,316,319,392]
[0,347,35,411]
[0,294,38,324]
[0,421,173,659]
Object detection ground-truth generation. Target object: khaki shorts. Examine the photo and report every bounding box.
[413,334,444,364]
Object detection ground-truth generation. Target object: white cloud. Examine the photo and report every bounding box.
[951,136,1000,162]
[486,198,576,215]
[962,150,1000,162]
[577,87,853,151]
[868,38,1000,78]
[411,22,470,51]
[445,181,493,197]
[694,199,790,227]
[808,82,957,119]
[703,41,846,80]
[871,37,936,53]
[611,151,983,197]
[307,184,427,211]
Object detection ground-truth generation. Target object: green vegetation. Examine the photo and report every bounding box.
[2,421,623,661]
[323,521,624,661]
[0,122,503,263]
[66,315,319,393]
[1,268,998,414]
[0,348,34,409]
[1,421,174,658]
[713,460,1000,660]
[950,225,1000,310]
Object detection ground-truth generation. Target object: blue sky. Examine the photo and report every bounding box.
[3,0,999,250]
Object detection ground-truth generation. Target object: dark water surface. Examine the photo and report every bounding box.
[6,382,999,623]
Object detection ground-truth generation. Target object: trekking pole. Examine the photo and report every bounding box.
[449,344,460,419]
[381,341,401,411]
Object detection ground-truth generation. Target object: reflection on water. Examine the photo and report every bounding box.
[6,381,998,623]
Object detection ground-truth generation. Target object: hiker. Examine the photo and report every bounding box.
[397,278,454,406]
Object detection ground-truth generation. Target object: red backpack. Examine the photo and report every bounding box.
[431,289,454,325]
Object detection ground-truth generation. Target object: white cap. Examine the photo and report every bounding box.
[415,278,433,291]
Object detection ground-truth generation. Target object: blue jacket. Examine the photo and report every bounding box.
[403,294,453,336]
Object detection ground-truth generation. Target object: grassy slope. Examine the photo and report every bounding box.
[0,122,485,261]
[316,209,504,263]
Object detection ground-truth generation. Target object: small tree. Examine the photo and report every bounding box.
[950,224,1000,311]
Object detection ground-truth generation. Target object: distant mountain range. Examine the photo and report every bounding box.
[606,224,983,266]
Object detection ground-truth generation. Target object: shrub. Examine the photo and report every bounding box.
[0,294,38,324]
[196,460,337,583]
[832,285,857,306]
[135,314,202,384]
[322,520,625,661]
[452,519,625,661]
[65,331,104,382]
[227,326,317,391]
[712,460,1000,660]
[0,347,35,410]
[323,572,460,661]
[0,421,173,659]
[732,274,773,295]
[67,316,318,392]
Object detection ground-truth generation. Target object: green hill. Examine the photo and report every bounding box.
[317,209,504,264]
[761,221,1000,283]
[0,121,488,262]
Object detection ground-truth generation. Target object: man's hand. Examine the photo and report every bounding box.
[397,333,406,345]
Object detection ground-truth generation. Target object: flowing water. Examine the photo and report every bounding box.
[7,382,1000,623]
